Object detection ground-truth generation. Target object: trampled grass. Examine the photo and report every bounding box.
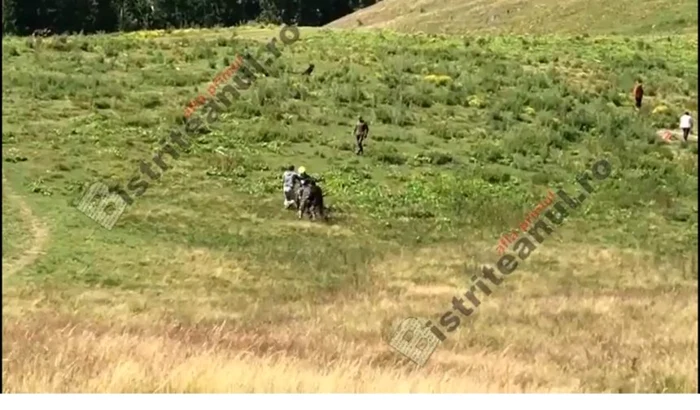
[2,182,28,260]
[2,25,698,392]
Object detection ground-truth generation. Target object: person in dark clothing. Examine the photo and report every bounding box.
[310,183,325,220]
[633,80,644,109]
[353,117,369,155]
[295,166,314,210]
[298,180,325,221]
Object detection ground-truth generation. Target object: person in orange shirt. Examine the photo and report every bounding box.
[633,80,644,109]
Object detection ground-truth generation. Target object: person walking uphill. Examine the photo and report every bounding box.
[353,117,369,155]
[680,112,693,142]
[633,80,644,110]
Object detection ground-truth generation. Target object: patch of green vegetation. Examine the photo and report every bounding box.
[1,26,697,311]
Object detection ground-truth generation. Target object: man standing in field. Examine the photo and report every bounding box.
[680,111,693,142]
[633,80,644,110]
[353,117,369,155]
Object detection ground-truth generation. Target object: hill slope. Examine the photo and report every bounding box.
[326,0,699,35]
[2,27,698,392]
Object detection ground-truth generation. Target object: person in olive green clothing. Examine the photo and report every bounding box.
[353,117,369,155]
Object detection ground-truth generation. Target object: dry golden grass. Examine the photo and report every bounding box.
[2,316,574,393]
[3,241,697,392]
[325,0,698,35]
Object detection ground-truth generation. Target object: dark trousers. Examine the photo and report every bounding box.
[356,136,364,155]
[682,127,691,141]
[635,96,642,108]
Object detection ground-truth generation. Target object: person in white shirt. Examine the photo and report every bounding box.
[282,165,300,209]
[680,112,693,142]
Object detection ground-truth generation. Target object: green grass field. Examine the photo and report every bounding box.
[2,24,698,392]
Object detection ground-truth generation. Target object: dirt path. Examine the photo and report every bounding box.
[2,177,50,277]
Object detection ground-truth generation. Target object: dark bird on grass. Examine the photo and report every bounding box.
[301,64,315,76]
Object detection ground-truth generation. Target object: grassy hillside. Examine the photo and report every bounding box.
[2,26,698,392]
[326,0,699,35]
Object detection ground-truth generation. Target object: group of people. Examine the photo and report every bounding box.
[276,117,371,222]
[282,165,326,221]
[633,80,694,142]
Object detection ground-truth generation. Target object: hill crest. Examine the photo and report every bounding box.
[326,0,699,35]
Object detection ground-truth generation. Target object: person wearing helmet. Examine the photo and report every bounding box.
[297,166,309,180]
[295,166,312,210]
[282,165,299,209]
